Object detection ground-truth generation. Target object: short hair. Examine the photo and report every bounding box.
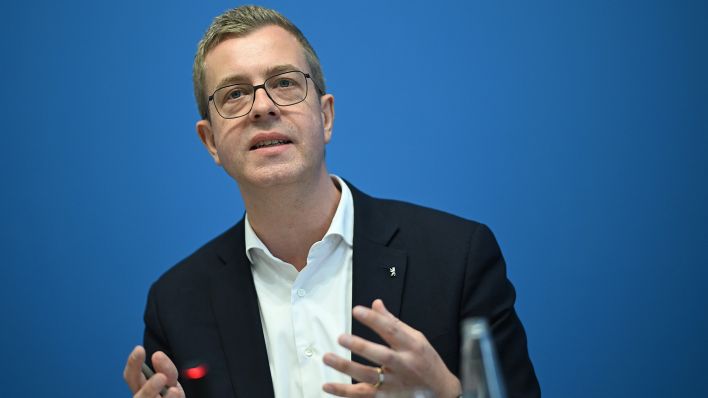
[193,5,326,119]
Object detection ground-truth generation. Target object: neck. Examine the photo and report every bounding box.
[240,169,341,271]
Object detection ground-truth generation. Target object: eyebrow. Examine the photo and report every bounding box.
[212,64,304,91]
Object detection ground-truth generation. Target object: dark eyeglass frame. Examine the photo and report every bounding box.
[207,70,324,119]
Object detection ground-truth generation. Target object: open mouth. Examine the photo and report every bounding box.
[250,139,292,150]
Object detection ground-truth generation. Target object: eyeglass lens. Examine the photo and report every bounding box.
[213,71,308,118]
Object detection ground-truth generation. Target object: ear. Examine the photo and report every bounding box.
[320,93,335,144]
[196,119,221,165]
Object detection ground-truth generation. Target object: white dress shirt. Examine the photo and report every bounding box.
[246,176,354,398]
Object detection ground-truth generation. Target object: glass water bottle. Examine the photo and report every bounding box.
[460,318,507,398]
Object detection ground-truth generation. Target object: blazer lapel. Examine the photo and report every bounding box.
[209,222,275,398]
[204,183,409,390]
[349,184,408,367]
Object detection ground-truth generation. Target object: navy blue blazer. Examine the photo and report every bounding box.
[143,183,540,397]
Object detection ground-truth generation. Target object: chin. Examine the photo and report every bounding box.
[234,165,306,189]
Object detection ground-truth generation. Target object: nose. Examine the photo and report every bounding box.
[249,86,279,120]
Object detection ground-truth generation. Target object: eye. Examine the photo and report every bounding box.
[227,89,244,100]
[276,78,293,88]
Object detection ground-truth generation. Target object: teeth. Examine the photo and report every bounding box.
[255,139,288,149]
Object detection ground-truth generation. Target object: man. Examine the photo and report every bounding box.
[123,5,539,398]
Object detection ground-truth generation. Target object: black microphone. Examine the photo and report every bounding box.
[181,362,209,398]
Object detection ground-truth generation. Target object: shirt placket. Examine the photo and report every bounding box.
[291,241,323,397]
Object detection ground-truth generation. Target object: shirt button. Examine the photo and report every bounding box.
[296,288,306,297]
[304,347,313,357]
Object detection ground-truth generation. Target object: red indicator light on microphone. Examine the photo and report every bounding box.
[182,364,208,380]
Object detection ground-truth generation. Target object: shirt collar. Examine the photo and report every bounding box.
[244,175,354,263]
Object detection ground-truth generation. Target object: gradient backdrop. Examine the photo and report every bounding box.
[1,0,706,397]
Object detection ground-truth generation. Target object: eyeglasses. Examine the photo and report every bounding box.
[207,70,322,119]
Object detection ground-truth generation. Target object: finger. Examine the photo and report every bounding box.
[372,299,418,336]
[152,351,179,387]
[323,353,380,384]
[323,381,377,398]
[371,299,393,317]
[352,304,414,349]
[371,299,388,314]
[124,346,147,393]
[338,334,399,369]
[135,372,167,398]
[163,386,184,398]
[371,299,421,342]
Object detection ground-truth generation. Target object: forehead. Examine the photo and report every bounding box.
[203,25,308,91]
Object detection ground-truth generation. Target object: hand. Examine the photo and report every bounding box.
[322,299,461,398]
[123,345,185,398]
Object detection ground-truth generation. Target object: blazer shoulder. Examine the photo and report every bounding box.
[152,221,244,290]
[373,196,487,234]
[347,182,495,247]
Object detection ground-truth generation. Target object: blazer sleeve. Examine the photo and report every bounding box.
[461,223,541,398]
[143,282,174,369]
